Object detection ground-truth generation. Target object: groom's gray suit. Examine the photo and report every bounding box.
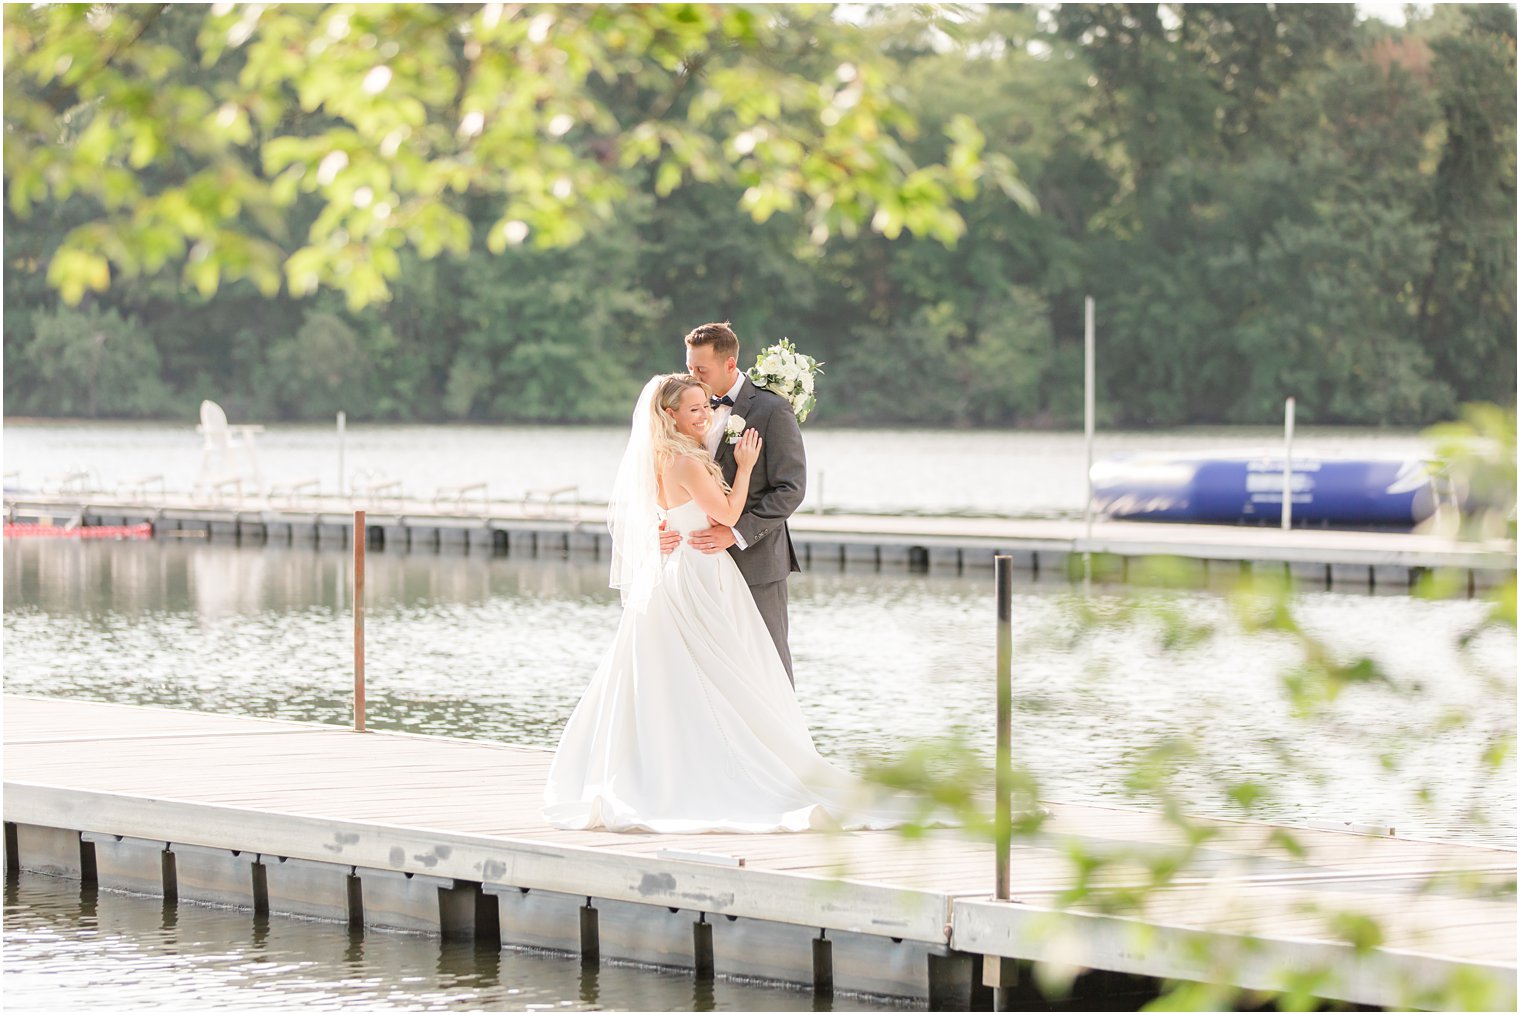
[714,381,806,684]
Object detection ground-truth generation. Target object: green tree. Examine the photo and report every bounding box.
[433,198,666,422]
[256,308,373,418]
[16,304,174,417]
[4,3,1000,310]
[3,4,1512,428]
[1047,3,1506,426]
[1415,5,1518,406]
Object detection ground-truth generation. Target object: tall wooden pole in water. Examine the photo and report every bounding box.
[994,555,1013,902]
[353,509,366,732]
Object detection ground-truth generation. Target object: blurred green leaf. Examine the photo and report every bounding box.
[1325,910,1384,953]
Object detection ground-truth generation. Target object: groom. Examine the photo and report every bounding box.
[664,322,806,685]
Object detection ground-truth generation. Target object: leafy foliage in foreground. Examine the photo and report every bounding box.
[859,428,1514,1010]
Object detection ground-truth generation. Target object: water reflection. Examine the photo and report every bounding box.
[4,536,1514,846]
[6,873,868,1012]
[3,537,617,618]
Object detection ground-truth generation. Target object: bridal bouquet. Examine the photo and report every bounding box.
[746,338,823,423]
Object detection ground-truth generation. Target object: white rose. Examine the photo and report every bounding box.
[724,414,747,443]
[761,353,785,375]
[801,371,815,393]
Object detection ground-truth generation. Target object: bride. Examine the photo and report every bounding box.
[543,373,916,834]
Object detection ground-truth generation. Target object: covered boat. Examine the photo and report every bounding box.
[1090,452,1437,529]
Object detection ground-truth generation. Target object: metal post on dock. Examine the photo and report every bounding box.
[985,554,1017,1009]
[353,509,366,732]
[994,555,1013,901]
[1083,296,1095,587]
[337,411,347,498]
[1282,397,1295,531]
[1083,296,1095,542]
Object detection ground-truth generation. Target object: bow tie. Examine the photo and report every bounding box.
[710,395,735,409]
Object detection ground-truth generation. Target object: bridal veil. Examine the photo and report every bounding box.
[606,375,664,613]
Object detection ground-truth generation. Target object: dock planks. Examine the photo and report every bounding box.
[3,695,1514,1009]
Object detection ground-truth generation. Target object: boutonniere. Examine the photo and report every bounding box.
[723,414,747,444]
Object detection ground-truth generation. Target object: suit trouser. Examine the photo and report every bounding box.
[747,578,793,686]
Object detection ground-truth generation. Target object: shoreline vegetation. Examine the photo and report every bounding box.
[4,5,1514,431]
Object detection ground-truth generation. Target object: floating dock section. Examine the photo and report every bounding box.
[5,493,1514,593]
[5,696,1514,1009]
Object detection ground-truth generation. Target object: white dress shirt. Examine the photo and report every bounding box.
[704,373,745,455]
[705,373,749,549]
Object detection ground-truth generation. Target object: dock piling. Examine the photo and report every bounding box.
[579,900,600,965]
[812,933,834,996]
[926,951,975,1010]
[693,916,715,980]
[983,954,1018,1010]
[346,872,363,929]
[251,859,269,915]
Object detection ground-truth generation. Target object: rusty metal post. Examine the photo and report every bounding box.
[984,554,1018,1007]
[994,554,1012,901]
[354,509,366,732]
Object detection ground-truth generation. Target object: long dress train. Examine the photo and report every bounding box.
[543,500,912,833]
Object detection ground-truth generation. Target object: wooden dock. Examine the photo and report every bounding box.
[5,696,1514,1009]
[5,491,1514,592]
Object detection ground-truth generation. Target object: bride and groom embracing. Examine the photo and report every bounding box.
[543,323,915,834]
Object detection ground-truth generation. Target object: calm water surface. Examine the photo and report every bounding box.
[5,538,1513,837]
[4,874,888,1012]
[3,536,1514,1008]
[2,419,1433,516]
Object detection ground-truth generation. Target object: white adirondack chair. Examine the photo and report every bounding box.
[194,400,264,504]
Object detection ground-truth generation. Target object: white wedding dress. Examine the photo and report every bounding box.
[543,499,913,834]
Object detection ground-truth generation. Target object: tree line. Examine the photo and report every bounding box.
[4,4,1514,428]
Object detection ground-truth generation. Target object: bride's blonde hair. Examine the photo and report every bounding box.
[650,374,728,490]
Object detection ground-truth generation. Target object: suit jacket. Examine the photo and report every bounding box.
[714,382,805,585]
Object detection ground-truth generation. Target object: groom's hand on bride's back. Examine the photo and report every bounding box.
[658,521,682,555]
[688,523,737,554]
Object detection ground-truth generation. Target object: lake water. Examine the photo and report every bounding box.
[2,419,1434,517]
[3,874,891,1012]
[5,536,1514,840]
[3,531,1513,1008]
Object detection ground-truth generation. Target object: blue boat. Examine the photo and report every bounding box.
[1090,452,1437,529]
